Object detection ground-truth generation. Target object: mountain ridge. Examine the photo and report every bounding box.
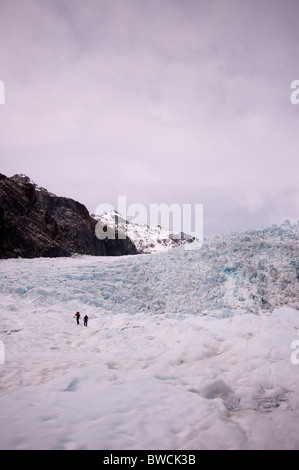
[0,173,137,259]
[93,209,196,254]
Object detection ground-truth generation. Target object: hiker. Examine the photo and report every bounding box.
[84,315,88,327]
[74,312,80,325]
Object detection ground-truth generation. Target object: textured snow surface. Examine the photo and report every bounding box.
[0,222,298,450]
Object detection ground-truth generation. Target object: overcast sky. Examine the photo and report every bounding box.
[0,0,298,236]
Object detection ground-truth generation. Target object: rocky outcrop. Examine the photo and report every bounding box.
[0,174,137,259]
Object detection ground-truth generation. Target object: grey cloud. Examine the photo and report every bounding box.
[0,0,298,236]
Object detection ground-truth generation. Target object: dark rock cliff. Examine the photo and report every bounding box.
[0,174,137,258]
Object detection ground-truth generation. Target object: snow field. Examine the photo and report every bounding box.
[0,222,299,450]
[1,296,299,450]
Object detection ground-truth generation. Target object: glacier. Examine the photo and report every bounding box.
[0,221,298,450]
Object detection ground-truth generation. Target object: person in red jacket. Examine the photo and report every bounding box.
[74,312,80,325]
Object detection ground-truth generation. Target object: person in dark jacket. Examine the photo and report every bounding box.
[74,312,80,325]
[84,315,88,327]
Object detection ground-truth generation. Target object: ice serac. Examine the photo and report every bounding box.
[0,173,137,258]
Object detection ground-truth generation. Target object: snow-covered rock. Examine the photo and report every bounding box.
[11,173,57,197]
[93,210,196,254]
